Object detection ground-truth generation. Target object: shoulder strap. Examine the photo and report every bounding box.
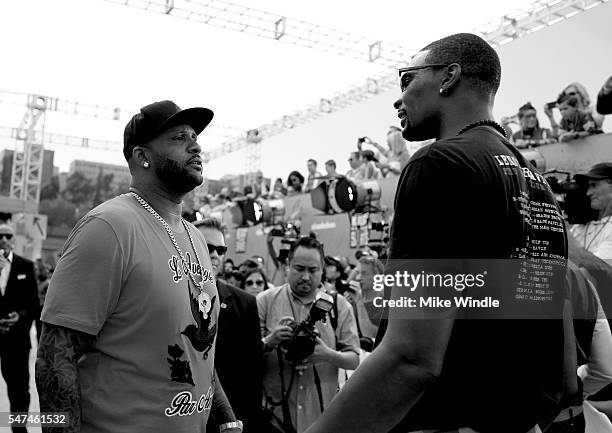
[331,292,338,331]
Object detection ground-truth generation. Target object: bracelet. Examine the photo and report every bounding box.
[219,420,243,432]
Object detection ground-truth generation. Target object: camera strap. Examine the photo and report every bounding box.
[312,365,325,414]
[268,348,297,433]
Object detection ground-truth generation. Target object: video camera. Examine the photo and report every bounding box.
[544,170,597,224]
[268,222,301,265]
[281,292,335,362]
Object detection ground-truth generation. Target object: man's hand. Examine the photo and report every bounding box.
[602,76,612,94]
[543,103,554,118]
[0,311,19,333]
[306,337,333,365]
[264,317,295,347]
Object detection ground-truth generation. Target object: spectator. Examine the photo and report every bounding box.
[564,82,605,129]
[345,151,365,182]
[597,75,612,115]
[220,258,235,281]
[238,259,261,277]
[304,159,323,193]
[228,270,244,288]
[369,127,411,177]
[360,150,382,180]
[324,160,338,178]
[241,269,269,296]
[507,102,557,148]
[287,170,305,195]
[569,163,612,267]
[258,237,359,433]
[557,93,602,142]
[323,256,348,294]
[272,177,287,196]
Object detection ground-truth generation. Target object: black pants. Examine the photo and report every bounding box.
[0,348,30,433]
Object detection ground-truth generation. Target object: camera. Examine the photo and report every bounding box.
[269,222,301,265]
[544,170,597,224]
[281,292,334,362]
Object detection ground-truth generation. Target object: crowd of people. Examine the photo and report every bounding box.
[2,33,612,433]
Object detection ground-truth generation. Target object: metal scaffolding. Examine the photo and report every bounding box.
[102,0,410,68]
[9,95,48,203]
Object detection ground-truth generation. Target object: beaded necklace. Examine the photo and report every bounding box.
[457,119,507,138]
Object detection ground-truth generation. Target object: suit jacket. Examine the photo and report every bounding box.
[0,253,39,352]
[208,279,263,433]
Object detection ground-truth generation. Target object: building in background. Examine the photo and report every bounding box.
[69,159,131,190]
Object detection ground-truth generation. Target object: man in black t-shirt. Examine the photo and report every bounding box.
[305,33,576,433]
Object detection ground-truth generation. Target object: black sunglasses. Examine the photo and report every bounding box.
[0,234,13,240]
[398,63,450,92]
[207,243,227,255]
[246,279,265,286]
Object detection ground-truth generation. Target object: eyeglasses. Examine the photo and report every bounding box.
[207,243,227,255]
[398,64,450,92]
[246,279,264,286]
[0,234,13,240]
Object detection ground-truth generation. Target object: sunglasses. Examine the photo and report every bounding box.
[398,63,451,92]
[207,243,227,255]
[0,234,13,240]
[246,279,265,286]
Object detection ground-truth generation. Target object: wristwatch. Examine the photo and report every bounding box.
[219,420,243,432]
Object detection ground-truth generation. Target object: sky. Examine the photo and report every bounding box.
[0,0,603,179]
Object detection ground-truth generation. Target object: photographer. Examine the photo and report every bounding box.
[257,237,359,433]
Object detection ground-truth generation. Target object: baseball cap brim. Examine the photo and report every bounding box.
[156,107,214,137]
[574,173,608,182]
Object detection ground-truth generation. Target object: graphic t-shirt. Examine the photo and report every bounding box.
[42,194,219,433]
[380,126,573,432]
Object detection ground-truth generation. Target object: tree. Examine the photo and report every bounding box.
[39,198,78,228]
[92,171,115,207]
[40,175,60,201]
[112,177,131,197]
[62,171,95,208]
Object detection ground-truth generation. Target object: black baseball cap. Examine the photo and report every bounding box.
[574,163,612,182]
[123,100,214,161]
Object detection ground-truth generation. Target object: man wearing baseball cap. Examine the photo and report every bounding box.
[37,101,242,433]
[570,163,612,267]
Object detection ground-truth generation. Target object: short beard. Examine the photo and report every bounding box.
[153,154,203,194]
[402,113,439,142]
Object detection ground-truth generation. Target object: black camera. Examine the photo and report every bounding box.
[281,292,334,362]
[545,171,598,224]
[269,223,301,265]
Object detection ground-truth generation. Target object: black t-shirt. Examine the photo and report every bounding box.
[379,126,574,432]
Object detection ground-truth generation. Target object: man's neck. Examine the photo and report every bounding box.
[437,99,495,140]
[289,286,318,303]
[130,182,184,228]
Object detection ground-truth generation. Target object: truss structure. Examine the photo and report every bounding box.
[203,0,609,162]
[102,0,409,68]
[479,0,608,47]
[0,89,244,139]
[9,95,48,202]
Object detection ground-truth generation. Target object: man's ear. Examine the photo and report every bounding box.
[132,146,150,168]
[439,63,462,95]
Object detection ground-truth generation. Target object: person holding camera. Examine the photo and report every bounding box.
[502,102,557,148]
[257,237,359,433]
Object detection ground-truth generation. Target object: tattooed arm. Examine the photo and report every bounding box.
[211,369,240,430]
[35,322,95,433]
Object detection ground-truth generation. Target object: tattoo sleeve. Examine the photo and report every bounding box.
[211,369,236,424]
[35,323,95,433]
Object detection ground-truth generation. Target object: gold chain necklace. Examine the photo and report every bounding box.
[130,192,204,292]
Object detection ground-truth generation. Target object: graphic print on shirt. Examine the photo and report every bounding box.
[167,344,195,385]
[167,252,217,359]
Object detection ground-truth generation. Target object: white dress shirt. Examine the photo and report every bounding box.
[0,251,13,296]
